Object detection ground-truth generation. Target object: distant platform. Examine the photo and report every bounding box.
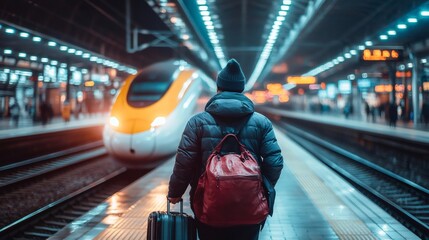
[0,114,106,140]
[261,107,429,144]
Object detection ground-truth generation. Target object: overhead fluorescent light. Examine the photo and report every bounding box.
[387,30,396,35]
[19,32,29,38]
[421,11,429,16]
[32,36,42,42]
[5,28,15,34]
[397,24,407,29]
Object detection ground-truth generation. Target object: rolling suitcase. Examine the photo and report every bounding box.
[147,199,197,240]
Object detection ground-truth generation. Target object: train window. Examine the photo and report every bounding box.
[127,61,178,107]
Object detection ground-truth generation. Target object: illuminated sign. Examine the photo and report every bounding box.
[287,76,317,84]
[396,71,412,78]
[361,47,403,62]
[358,79,371,89]
[84,80,95,87]
[374,84,411,93]
[338,80,351,94]
[326,84,337,98]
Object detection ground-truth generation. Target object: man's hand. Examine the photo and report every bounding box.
[167,196,182,204]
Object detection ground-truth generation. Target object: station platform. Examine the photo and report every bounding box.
[0,113,106,140]
[48,127,419,240]
[261,107,429,144]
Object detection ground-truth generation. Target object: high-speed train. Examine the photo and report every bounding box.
[103,60,216,168]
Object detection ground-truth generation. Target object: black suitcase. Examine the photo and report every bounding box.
[147,199,197,240]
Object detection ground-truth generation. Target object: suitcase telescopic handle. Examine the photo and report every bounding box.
[167,198,183,214]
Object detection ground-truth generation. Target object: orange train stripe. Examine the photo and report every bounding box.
[109,69,195,134]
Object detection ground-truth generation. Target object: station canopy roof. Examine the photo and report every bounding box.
[1,0,428,88]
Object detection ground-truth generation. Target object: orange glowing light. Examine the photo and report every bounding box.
[84,81,95,87]
[374,84,412,93]
[266,83,284,95]
[362,48,403,61]
[298,88,305,95]
[252,91,267,104]
[423,82,429,91]
[279,94,289,103]
[320,82,326,89]
[266,83,282,90]
[396,71,412,78]
[375,85,393,93]
[287,76,317,84]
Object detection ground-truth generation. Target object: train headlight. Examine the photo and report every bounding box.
[109,116,120,127]
[151,116,166,128]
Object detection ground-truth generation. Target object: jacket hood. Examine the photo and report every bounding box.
[205,92,254,118]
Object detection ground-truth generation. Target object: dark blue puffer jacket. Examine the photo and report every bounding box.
[168,92,283,203]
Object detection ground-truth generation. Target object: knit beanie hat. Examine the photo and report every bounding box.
[216,59,246,92]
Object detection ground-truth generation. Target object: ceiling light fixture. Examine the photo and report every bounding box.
[197,0,227,68]
[302,4,428,78]
[1,22,137,75]
[246,0,293,90]
[19,32,29,38]
[5,28,15,34]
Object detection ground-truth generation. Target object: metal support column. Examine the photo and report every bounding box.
[387,62,397,104]
[126,0,131,53]
[66,63,71,102]
[31,71,39,121]
[410,52,420,127]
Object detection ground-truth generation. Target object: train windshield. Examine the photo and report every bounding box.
[127,62,178,107]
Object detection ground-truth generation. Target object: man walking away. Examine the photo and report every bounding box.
[168,59,284,240]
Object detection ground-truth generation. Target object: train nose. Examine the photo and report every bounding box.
[103,125,156,160]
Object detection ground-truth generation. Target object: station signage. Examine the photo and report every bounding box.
[338,80,351,94]
[361,47,404,62]
[396,71,412,78]
[286,76,317,84]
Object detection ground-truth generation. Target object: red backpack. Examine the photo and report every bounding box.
[192,133,269,227]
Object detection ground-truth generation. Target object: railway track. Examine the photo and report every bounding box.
[0,167,148,240]
[277,121,429,239]
[0,141,105,190]
[0,142,148,240]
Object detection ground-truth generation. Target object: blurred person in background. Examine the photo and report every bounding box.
[9,98,20,127]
